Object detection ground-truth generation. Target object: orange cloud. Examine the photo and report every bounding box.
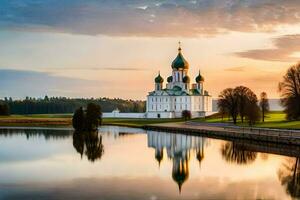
[235,34,300,62]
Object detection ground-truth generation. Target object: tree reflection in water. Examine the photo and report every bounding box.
[221,142,257,165]
[73,131,104,162]
[278,157,300,198]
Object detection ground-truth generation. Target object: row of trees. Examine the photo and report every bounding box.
[0,97,145,115]
[218,86,268,125]
[218,63,300,124]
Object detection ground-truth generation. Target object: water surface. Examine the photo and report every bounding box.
[0,126,299,200]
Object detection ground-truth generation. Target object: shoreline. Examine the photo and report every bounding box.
[143,122,300,145]
[1,116,300,146]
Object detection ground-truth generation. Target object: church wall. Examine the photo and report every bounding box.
[146,111,174,118]
[102,112,146,118]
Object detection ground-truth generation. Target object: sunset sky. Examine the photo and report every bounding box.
[1,0,300,100]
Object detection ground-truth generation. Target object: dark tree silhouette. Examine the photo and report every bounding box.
[221,142,257,165]
[245,91,261,126]
[73,131,104,162]
[217,99,227,121]
[278,157,300,198]
[218,88,239,124]
[218,86,260,125]
[181,110,191,121]
[72,103,102,131]
[73,131,85,158]
[234,86,251,123]
[259,92,270,122]
[72,107,85,131]
[85,103,102,131]
[0,103,9,116]
[279,63,300,120]
[84,131,104,162]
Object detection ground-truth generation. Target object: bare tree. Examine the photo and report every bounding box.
[217,99,227,121]
[259,92,270,122]
[218,86,260,125]
[279,63,300,120]
[218,88,239,124]
[234,86,251,123]
[278,157,300,198]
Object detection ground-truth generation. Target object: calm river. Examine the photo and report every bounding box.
[0,126,299,200]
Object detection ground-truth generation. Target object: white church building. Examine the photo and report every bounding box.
[146,44,212,118]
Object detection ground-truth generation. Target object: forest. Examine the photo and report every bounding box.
[0,96,146,115]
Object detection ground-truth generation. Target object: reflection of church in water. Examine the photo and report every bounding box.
[147,131,206,192]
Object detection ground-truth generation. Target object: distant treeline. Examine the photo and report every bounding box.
[0,96,146,115]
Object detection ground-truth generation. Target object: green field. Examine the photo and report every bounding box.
[0,111,299,129]
[0,114,183,128]
[192,111,300,129]
[102,118,184,128]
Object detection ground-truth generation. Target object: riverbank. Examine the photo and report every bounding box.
[0,111,299,130]
[192,111,300,129]
[144,122,300,145]
[0,115,184,128]
[1,114,300,145]
[0,116,72,127]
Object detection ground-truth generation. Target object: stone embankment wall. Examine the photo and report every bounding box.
[144,124,300,145]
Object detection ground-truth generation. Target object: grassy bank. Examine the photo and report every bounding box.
[0,114,184,128]
[0,115,72,127]
[102,118,184,128]
[0,111,299,130]
[192,111,300,129]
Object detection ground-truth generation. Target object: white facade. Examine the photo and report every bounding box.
[102,109,146,118]
[146,45,212,119]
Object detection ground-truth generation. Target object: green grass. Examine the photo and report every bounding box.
[102,118,185,128]
[192,111,300,129]
[1,112,299,130]
[0,114,183,128]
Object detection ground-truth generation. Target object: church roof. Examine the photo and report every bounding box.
[171,46,189,70]
[183,76,190,83]
[195,70,204,82]
[155,72,164,83]
[148,86,210,96]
